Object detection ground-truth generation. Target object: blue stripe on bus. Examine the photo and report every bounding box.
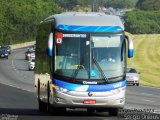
[54,79,126,92]
[57,25,123,33]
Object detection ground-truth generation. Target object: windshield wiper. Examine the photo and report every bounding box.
[92,58,108,82]
[72,65,85,80]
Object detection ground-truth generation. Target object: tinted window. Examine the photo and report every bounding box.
[127,68,137,73]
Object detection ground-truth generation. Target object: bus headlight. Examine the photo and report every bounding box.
[54,86,69,93]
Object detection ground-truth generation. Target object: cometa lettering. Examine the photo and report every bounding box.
[83,81,97,84]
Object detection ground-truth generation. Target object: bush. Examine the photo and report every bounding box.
[0,0,62,45]
[125,10,160,34]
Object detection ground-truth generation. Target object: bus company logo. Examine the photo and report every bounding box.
[83,81,97,84]
[88,92,93,97]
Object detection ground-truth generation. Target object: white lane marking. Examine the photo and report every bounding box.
[126,90,151,96]
[11,50,32,80]
[127,89,160,98]
[140,85,160,90]
[12,53,17,69]
[140,93,154,96]
[142,99,154,103]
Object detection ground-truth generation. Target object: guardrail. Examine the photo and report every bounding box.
[10,41,35,50]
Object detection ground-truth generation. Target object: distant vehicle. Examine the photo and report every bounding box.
[29,52,35,60]
[126,67,140,86]
[0,48,9,59]
[25,50,31,60]
[1,45,11,54]
[28,45,36,52]
[25,50,35,60]
[28,59,35,71]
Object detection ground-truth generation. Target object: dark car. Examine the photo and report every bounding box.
[25,45,36,60]
[0,48,9,59]
[1,45,11,54]
[25,50,35,60]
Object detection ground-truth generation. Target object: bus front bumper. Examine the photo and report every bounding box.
[50,87,126,108]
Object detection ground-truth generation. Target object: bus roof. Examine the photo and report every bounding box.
[48,12,124,33]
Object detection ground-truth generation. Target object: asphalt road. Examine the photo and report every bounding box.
[0,48,160,120]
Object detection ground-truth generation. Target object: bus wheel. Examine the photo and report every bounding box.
[38,80,47,112]
[55,108,66,114]
[108,108,119,116]
[136,83,139,86]
[49,107,66,115]
[39,100,47,112]
[47,82,53,113]
[87,108,95,113]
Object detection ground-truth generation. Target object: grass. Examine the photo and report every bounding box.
[127,33,160,87]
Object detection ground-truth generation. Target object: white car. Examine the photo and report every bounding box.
[28,59,35,71]
[30,52,35,60]
[126,67,140,86]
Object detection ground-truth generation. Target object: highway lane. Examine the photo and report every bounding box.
[0,83,112,120]
[0,48,160,120]
[125,86,160,113]
[0,48,116,120]
[0,48,34,92]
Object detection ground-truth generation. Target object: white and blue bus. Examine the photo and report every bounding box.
[35,12,134,116]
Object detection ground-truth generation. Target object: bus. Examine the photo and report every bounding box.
[35,12,134,116]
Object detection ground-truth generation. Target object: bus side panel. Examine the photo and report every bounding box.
[35,20,53,103]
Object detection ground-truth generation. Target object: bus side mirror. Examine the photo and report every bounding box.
[48,32,53,57]
[125,35,134,58]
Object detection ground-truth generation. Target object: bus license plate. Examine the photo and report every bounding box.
[83,99,96,104]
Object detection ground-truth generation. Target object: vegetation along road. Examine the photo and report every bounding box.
[127,34,160,87]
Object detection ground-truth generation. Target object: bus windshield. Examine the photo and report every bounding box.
[55,32,125,82]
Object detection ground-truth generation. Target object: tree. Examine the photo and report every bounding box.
[0,0,62,45]
[125,10,160,34]
[55,0,79,11]
[106,0,138,9]
[136,0,160,10]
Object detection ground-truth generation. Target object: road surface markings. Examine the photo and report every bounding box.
[140,85,160,90]
[142,99,154,103]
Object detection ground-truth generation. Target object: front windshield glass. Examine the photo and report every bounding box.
[127,68,137,73]
[55,32,125,82]
[91,34,125,79]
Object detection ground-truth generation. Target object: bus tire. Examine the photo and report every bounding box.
[87,108,95,113]
[47,82,52,113]
[108,108,119,116]
[48,107,66,115]
[38,80,47,112]
[55,107,66,114]
[39,100,47,112]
